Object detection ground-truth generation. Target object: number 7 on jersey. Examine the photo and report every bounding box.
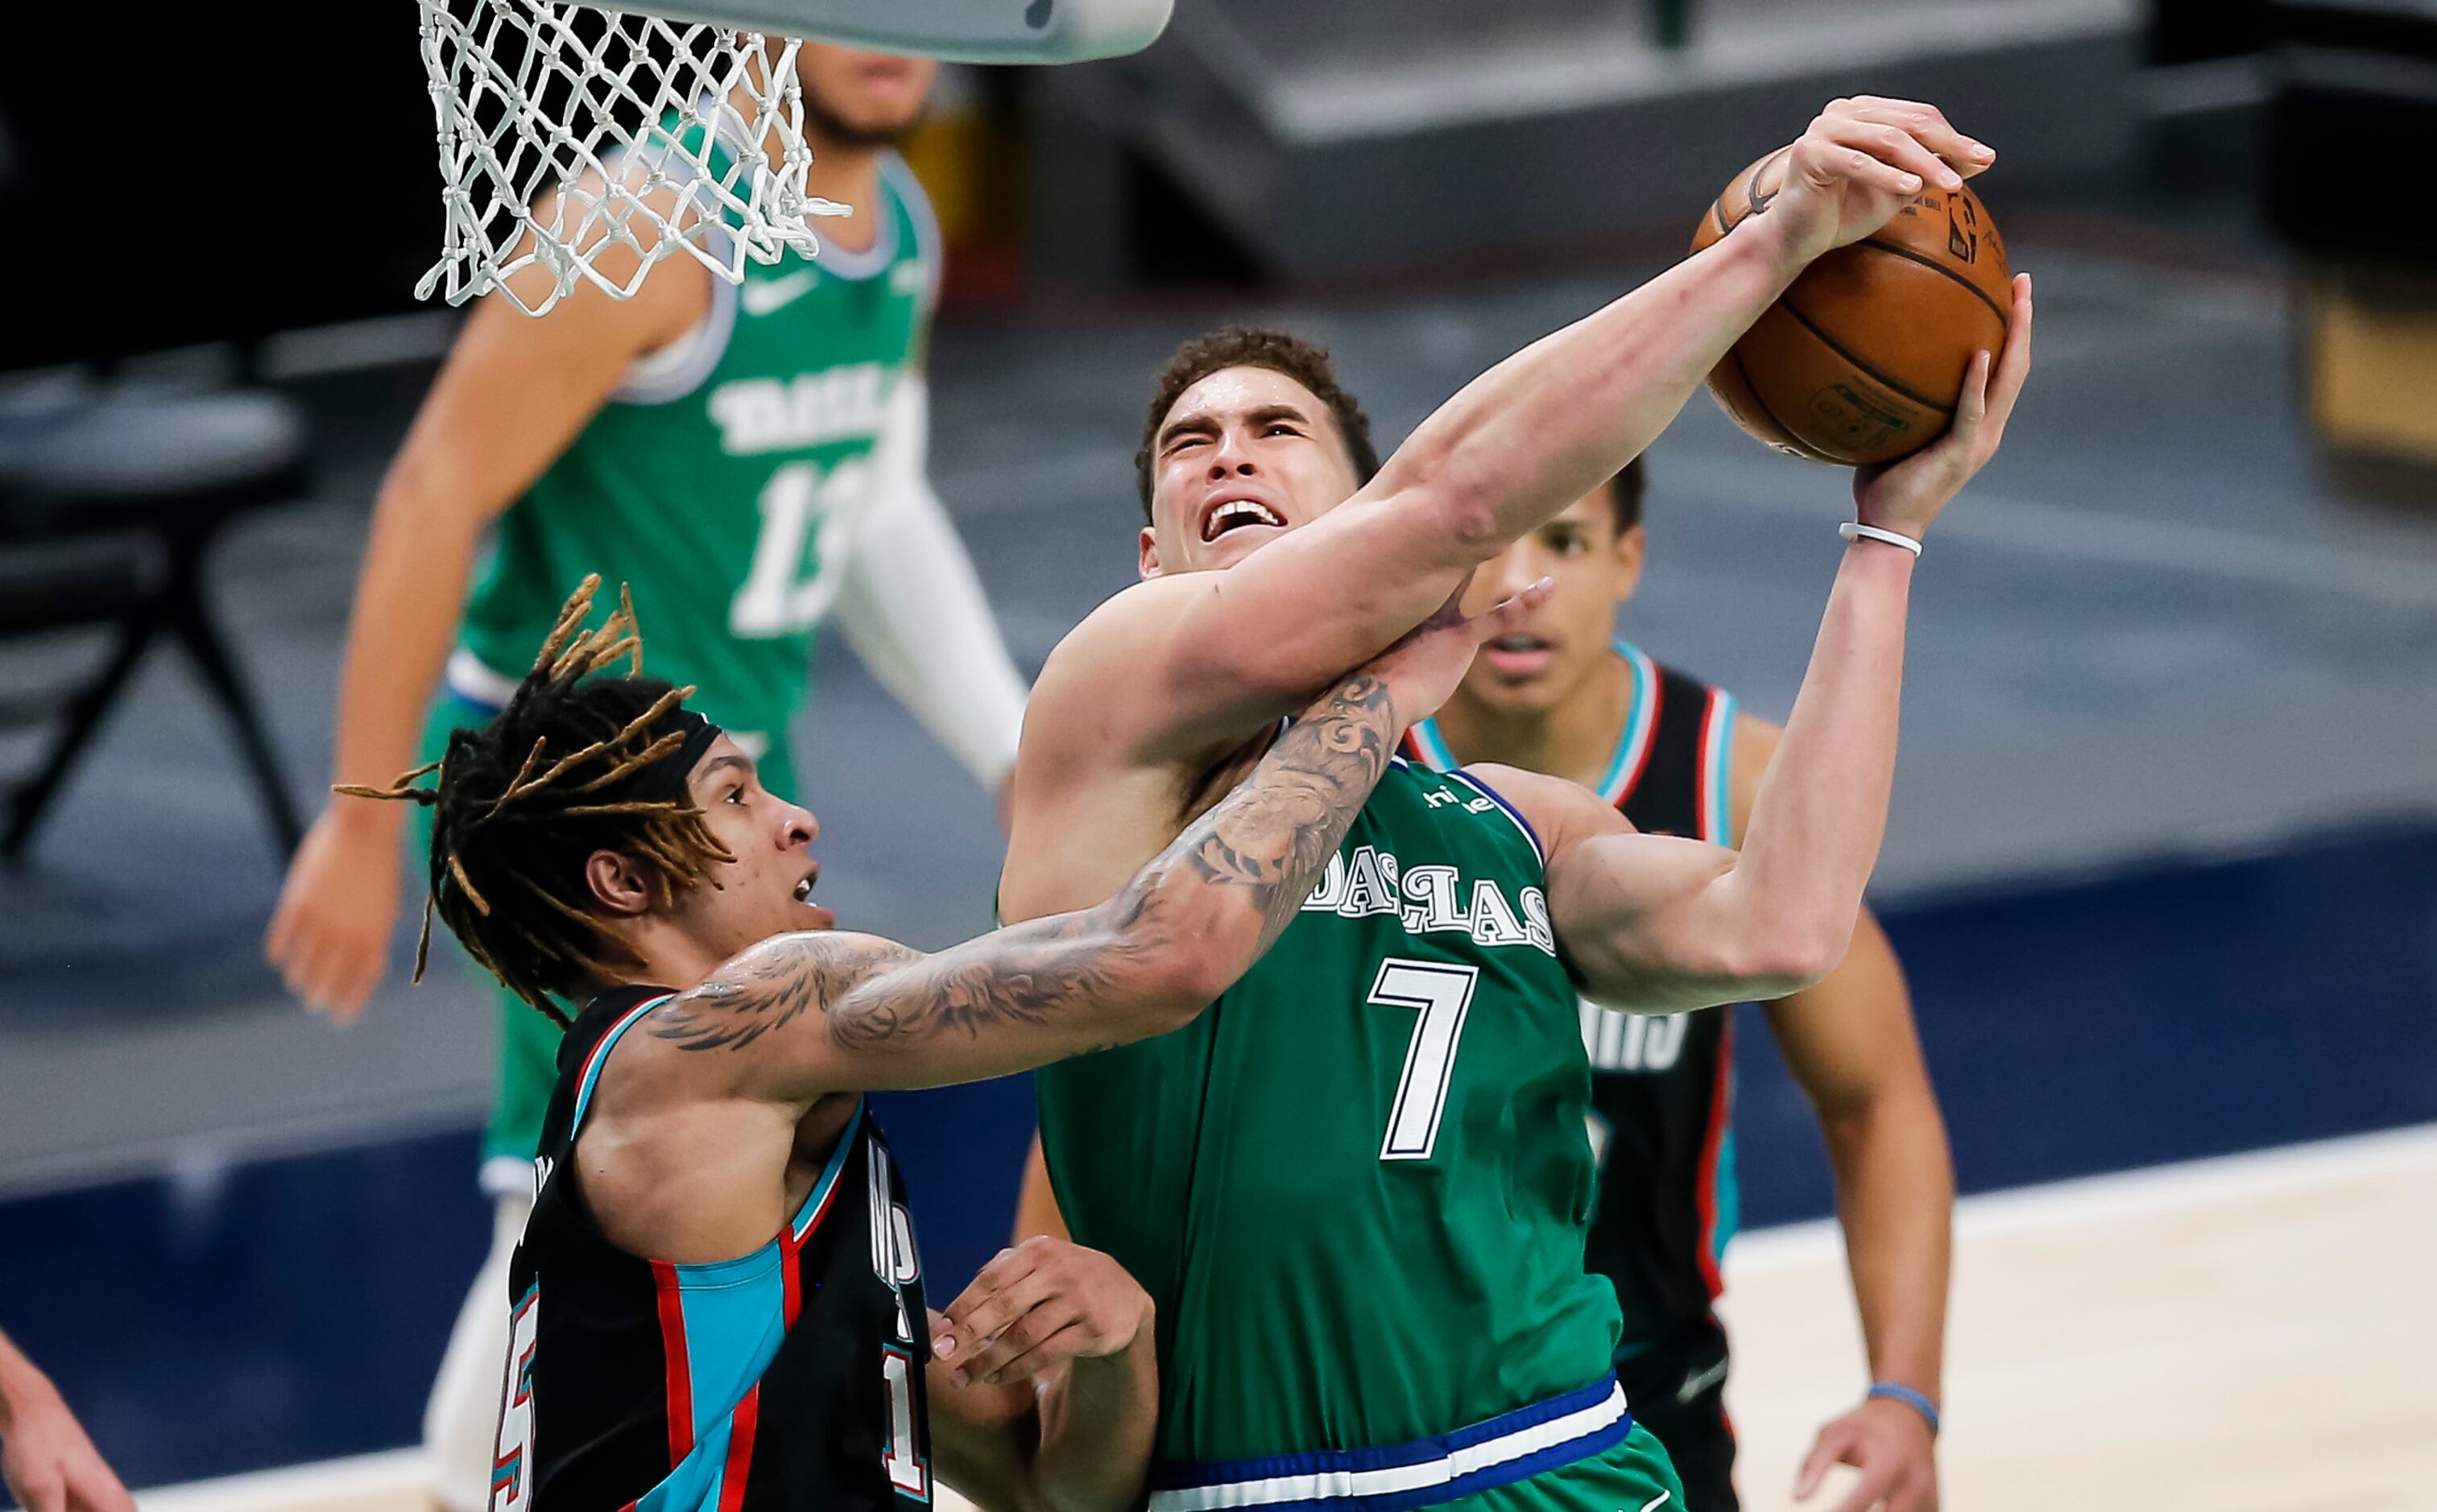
[1371,958,1478,1161]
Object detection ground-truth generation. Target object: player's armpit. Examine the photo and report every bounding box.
[1482,763,1838,1014]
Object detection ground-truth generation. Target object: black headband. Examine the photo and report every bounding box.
[631,708,723,805]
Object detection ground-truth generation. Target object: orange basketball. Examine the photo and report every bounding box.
[1692,150,2011,466]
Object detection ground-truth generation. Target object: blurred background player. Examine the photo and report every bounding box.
[1,1326,131,1512]
[1402,459,1954,1512]
[260,42,1027,1512]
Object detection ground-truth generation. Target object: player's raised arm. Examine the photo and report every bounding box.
[652,583,1552,1097]
[1062,101,1995,756]
[1503,279,2029,1011]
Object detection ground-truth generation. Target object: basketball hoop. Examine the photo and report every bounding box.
[412,0,1176,316]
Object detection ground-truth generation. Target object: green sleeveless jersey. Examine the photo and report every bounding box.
[454,154,938,746]
[1036,758,1623,1468]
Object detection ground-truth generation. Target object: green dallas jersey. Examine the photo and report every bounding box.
[1036,756,1627,1478]
[453,152,939,751]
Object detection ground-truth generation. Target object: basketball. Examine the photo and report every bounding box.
[1691,149,2012,466]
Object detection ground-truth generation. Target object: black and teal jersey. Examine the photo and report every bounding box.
[495,987,934,1511]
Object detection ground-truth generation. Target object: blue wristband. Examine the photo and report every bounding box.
[1867,1381,1941,1436]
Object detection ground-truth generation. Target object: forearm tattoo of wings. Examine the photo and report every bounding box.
[647,671,1398,1058]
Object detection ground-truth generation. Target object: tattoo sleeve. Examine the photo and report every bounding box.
[646,669,1402,1090]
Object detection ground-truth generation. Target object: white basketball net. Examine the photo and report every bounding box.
[415,0,848,316]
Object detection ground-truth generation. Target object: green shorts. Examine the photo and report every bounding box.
[412,692,796,1188]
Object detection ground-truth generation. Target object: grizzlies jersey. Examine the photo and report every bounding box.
[1036,758,1628,1485]
[1407,641,1745,1345]
[453,152,939,750]
[494,987,934,1511]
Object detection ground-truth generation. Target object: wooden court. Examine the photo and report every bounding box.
[138,1126,2437,1512]
[1721,1126,2437,1512]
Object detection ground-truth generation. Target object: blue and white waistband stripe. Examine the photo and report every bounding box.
[1146,1376,1632,1512]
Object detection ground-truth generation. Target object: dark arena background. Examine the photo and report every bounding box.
[2,1,2434,1507]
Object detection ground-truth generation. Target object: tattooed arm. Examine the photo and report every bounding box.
[646,579,1554,1102]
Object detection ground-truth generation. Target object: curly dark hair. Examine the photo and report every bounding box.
[339,577,734,1023]
[1135,326,1380,522]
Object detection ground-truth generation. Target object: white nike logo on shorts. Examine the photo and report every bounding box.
[1638,1493,1673,1511]
[742,269,819,316]
[1675,1356,1729,1403]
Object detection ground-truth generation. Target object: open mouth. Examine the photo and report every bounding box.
[792,871,819,905]
[1201,497,1285,544]
[1482,633,1555,679]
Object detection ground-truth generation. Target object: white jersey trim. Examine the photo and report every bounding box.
[813,149,918,283]
[614,264,738,405]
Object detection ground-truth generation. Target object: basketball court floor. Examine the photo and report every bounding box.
[127,1126,2437,1511]
[4,211,2435,1508]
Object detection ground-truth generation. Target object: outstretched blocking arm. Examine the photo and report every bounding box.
[648,585,1546,1098]
[657,664,1395,1093]
[1505,277,2031,1013]
[1062,101,1994,756]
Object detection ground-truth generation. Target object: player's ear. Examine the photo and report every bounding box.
[1612,523,1647,603]
[1139,525,1165,580]
[585,849,655,916]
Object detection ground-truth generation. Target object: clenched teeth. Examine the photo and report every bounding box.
[1203,499,1284,542]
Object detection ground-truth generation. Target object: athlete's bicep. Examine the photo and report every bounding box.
[629,930,916,1103]
[1154,487,1487,735]
[1480,764,1797,1014]
[1022,497,1468,770]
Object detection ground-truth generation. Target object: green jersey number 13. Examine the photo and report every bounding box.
[729,456,873,639]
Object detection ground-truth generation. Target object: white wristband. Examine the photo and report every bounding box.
[1839,522,1922,557]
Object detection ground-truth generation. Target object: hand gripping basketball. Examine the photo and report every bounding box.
[1852,270,2035,542]
[1763,99,1997,271]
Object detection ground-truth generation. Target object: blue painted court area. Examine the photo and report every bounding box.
[4,819,2434,1494]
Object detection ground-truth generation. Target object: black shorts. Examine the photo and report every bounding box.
[1614,1316,1736,1512]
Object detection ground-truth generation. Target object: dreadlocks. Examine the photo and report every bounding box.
[339,576,737,1024]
